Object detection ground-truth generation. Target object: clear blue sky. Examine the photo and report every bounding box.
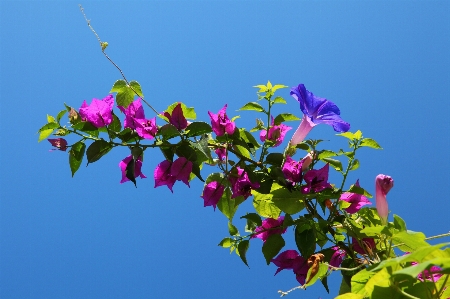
[1,1,449,298]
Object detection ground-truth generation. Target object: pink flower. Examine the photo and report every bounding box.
[48,138,68,151]
[79,94,114,128]
[352,237,376,255]
[340,180,372,214]
[208,104,236,137]
[215,148,227,161]
[201,181,225,210]
[271,250,309,285]
[260,117,292,147]
[134,117,158,140]
[301,164,332,194]
[154,157,193,192]
[118,98,146,130]
[282,156,304,183]
[375,174,394,225]
[163,103,188,131]
[228,167,260,199]
[329,246,346,268]
[411,261,443,282]
[252,216,287,242]
[119,155,147,186]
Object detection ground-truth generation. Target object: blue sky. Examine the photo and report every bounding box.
[1,1,449,298]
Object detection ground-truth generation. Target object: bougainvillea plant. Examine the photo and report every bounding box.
[38,6,450,299]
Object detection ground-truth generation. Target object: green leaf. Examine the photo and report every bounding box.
[37,122,60,142]
[108,113,122,133]
[393,214,407,232]
[72,121,99,137]
[265,153,284,166]
[233,144,251,159]
[271,187,305,215]
[238,102,265,112]
[238,240,250,267]
[56,109,67,123]
[322,158,343,172]
[159,124,181,140]
[347,184,372,197]
[110,79,135,108]
[240,213,262,226]
[305,263,328,287]
[272,84,288,92]
[262,234,285,265]
[218,188,245,220]
[273,96,286,104]
[351,268,374,295]
[273,113,301,125]
[228,222,239,236]
[392,258,450,279]
[69,141,85,177]
[253,84,267,92]
[337,132,355,140]
[360,138,382,149]
[185,122,212,138]
[218,237,232,248]
[239,129,261,150]
[335,294,364,299]
[129,80,144,97]
[162,102,196,120]
[189,137,213,163]
[295,226,316,258]
[318,150,337,159]
[86,139,112,164]
[360,225,391,237]
[392,230,429,252]
[349,159,360,171]
[47,114,56,123]
[338,277,352,296]
[252,193,281,219]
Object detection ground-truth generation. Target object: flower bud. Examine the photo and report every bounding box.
[375,174,394,225]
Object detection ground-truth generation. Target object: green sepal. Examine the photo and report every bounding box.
[238,240,250,268]
[273,113,301,125]
[86,139,112,165]
[262,234,285,265]
[238,102,265,112]
[69,141,86,177]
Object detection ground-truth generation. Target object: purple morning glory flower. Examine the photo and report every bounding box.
[164,103,188,131]
[340,180,372,214]
[252,216,287,242]
[228,167,260,199]
[201,181,225,210]
[118,98,146,130]
[119,155,147,184]
[260,117,292,147]
[208,104,236,137]
[375,174,394,225]
[79,94,114,128]
[289,84,350,146]
[301,164,332,194]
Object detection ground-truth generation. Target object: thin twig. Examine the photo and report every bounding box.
[78,4,159,115]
